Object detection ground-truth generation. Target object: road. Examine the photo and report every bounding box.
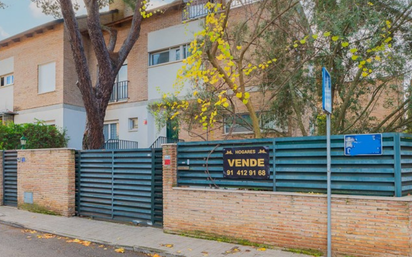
[0,223,151,257]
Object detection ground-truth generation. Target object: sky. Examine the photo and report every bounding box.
[0,0,83,41]
[0,0,169,41]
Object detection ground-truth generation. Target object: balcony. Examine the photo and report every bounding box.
[109,80,128,103]
[182,0,258,21]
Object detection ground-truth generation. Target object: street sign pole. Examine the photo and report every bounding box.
[326,112,331,257]
[322,67,332,257]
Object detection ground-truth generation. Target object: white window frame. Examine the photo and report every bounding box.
[128,117,138,131]
[0,74,14,87]
[103,122,119,141]
[224,113,285,134]
[38,62,56,94]
[149,44,191,66]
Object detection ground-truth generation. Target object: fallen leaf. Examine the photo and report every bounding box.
[257,248,266,251]
[82,241,91,247]
[115,248,125,253]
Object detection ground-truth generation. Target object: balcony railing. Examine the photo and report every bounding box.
[103,139,139,150]
[150,136,184,149]
[182,0,258,21]
[109,81,128,103]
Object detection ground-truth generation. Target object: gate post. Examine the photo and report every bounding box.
[162,144,177,228]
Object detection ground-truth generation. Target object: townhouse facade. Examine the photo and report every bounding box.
[0,0,204,149]
[1,0,404,149]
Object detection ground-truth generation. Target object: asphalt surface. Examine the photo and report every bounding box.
[0,223,151,257]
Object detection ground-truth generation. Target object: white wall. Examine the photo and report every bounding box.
[0,57,14,76]
[63,107,86,149]
[13,104,86,149]
[147,21,202,101]
[0,85,13,112]
[148,20,202,52]
[148,62,193,100]
[0,57,14,112]
[14,106,63,127]
[105,102,165,148]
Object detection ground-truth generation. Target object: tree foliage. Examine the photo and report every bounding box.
[0,121,68,150]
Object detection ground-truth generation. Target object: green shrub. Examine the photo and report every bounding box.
[0,121,68,150]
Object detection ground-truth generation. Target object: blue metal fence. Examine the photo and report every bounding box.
[2,150,18,206]
[177,133,409,197]
[75,148,163,226]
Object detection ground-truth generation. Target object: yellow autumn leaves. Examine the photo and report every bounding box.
[139,0,163,19]
[151,1,395,131]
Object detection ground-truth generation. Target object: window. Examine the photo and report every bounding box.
[224,113,286,134]
[149,44,191,66]
[38,62,56,94]
[150,50,170,66]
[116,63,128,83]
[183,45,191,59]
[0,74,14,87]
[224,114,254,134]
[110,63,128,103]
[103,122,118,141]
[129,117,138,131]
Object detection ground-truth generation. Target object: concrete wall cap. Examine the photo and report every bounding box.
[172,187,412,202]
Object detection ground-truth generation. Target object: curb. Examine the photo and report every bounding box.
[0,218,183,257]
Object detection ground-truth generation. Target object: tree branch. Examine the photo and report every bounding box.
[102,25,118,53]
[59,0,94,112]
[117,0,144,69]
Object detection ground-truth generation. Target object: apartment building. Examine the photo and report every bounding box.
[1,0,400,149]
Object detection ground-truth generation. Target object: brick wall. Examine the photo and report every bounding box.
[162,144,412,257]
[0,151,3,206]
[17,149,76,217]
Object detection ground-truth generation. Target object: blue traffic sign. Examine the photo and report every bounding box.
[344,134,382,156]
[322,67,332,114]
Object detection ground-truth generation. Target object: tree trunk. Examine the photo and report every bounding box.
[82,116,105,149]
[58,0,144,149]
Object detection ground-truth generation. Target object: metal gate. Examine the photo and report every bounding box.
[75,149,163,226]
[3,150,18,206]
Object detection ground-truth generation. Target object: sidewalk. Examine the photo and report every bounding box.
[0,206,308,257]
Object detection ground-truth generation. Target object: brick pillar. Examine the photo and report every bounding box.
[0,151,3,206]
[162,144,177,229]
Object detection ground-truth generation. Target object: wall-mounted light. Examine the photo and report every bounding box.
[20,136,27,149]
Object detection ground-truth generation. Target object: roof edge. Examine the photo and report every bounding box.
[0,9,119,48]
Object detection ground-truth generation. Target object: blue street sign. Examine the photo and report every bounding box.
[344,134,383,156]
[322,67,332,114]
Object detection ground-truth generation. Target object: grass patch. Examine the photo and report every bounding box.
[285,248,323,256]
[166,230,271,249]
[19,203,59,216]
[165,230,324,256]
